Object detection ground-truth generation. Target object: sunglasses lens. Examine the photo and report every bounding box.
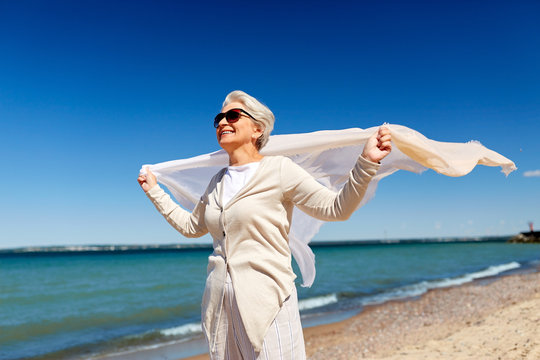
[213,113,224,128]
[214,110,242,128]
[225,110,241,122]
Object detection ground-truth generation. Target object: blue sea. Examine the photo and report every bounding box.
[1,239,539,360]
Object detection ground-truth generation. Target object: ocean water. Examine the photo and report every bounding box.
[1,240,539,360]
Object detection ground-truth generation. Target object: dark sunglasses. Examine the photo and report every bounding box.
[213,108,257,128]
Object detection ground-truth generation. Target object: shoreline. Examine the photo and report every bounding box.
[183,268,540,359]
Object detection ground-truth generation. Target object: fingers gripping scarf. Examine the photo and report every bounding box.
[140,124,516,287]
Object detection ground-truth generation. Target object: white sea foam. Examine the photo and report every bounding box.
[298,293,338,311]
[88,325,203,359]
[87,340,181,359]
[160,322,202,337]
[361,261,521,306]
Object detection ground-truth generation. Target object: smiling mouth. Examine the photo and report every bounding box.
[220,130,235,139]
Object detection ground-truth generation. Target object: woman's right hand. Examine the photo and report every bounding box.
[137,167,157,193]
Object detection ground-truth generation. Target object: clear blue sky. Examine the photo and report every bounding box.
[1,0,538,248]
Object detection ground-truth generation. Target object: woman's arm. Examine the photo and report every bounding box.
[138,169,208,238]
[282,126,391,221]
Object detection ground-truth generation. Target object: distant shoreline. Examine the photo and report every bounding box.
[0,235,511,256]
[0,236,512,255]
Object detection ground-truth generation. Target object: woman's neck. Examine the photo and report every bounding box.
[226,146,263,166]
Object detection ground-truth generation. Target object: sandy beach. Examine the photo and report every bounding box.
[184,269,540,359]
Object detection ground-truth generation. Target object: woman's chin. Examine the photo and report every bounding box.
[219,139,237,151]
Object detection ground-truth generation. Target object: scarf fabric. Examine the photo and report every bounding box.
[140,124,516,287]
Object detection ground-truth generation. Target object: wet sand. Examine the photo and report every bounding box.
[183,269,540,359]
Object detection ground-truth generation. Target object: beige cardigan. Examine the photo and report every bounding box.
[146,155,379,354]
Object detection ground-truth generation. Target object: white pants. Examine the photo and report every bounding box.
[211,273,306,360]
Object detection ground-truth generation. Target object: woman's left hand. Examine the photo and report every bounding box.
[362,126,392,163]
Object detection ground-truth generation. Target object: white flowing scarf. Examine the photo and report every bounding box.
[140,124,516,287]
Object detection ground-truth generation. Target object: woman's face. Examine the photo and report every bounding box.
[216,101,262,152]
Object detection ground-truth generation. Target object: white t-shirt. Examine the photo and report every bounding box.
[222,162,261,206]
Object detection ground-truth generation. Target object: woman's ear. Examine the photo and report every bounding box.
[252,125,264,139]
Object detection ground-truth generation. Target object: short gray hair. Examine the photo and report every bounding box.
[222,90,275,150]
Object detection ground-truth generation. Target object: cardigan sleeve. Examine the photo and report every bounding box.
[281,155,380,221]
[146,185,208,238]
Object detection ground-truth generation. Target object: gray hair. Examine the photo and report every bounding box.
[222,90,275,150]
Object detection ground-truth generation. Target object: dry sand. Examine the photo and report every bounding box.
[185,270,540,359]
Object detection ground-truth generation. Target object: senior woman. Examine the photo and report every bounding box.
[137,90,392,360]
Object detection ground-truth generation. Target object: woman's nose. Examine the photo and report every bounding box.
[218,118,228,127]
